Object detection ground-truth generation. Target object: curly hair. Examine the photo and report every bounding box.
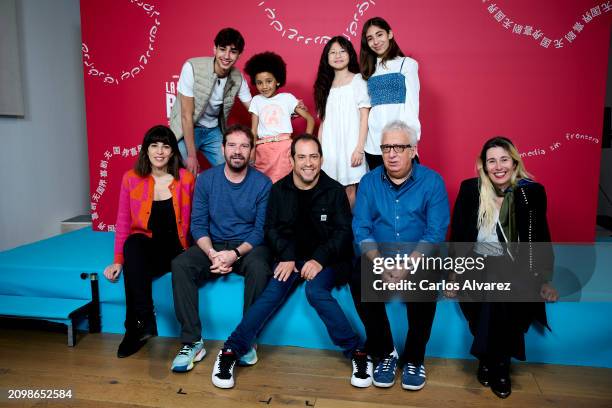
[244,52,287,88]
[360,17,404,80]
[313,36,360,120]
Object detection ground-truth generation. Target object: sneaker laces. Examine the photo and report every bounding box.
[216,349,236,379]
[377,355,395,372]
[177,343,194,356]
[352,351,369,378]
[405,363,426,377]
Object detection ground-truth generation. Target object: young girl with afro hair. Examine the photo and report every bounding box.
[245,52,314,183]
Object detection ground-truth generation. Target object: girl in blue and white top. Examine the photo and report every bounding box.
[360,16,421,170]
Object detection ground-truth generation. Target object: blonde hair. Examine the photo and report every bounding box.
[476,137,532,232]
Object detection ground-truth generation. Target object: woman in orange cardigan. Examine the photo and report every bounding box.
[103,125,195,358]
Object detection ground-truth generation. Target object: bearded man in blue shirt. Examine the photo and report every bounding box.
[351,120,450,391]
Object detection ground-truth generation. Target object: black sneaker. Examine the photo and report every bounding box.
[350,349,373,388]
[212,348,237,388]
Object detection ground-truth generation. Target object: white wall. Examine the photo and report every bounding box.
[0,0,89,250]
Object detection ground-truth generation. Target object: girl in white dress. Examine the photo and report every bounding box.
[314,36,370,208]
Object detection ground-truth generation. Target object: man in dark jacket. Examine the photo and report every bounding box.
[211,134,371,389]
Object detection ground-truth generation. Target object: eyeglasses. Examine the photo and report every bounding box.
[328,49,347,57]
[380,144,413,154]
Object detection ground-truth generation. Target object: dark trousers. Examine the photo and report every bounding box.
[171,243,273,343]
[224,262,361,358]
[350,262,436,364]
[122,234,181,327]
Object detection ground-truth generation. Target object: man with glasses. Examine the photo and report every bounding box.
[170,124,273,373]
[351,120,449,390]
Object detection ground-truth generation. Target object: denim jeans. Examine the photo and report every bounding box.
[178,125,224,167]
[224,262,361,358]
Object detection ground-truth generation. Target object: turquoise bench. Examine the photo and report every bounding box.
[0,294,96,346]
[2,229,612,367]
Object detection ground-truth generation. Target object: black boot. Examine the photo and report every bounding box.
[137,313,158,341]
[117,331,146,358]
[477,359,490,386]
[117,314,156,358]
[490,360,511,399]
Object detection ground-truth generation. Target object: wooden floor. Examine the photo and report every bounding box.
[0,329,611,408]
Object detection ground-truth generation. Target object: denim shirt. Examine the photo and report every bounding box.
[352,163,450,255]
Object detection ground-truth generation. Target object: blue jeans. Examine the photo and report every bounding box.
[178,125,224,167]
[224,262,361,358]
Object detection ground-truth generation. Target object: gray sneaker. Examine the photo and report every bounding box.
[171,339,206,372]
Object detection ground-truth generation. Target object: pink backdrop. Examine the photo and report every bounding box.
[80,0,611,241]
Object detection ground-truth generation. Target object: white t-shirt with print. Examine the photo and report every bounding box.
[248,93,298,138]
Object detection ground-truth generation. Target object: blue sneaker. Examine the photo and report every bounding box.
[171,339,206,372]
[373,350,398,387]
[237,346,258,366]
[401,363,426,390]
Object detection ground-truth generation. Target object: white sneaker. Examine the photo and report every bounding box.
[351,349,373,388]
[212,348,237,389]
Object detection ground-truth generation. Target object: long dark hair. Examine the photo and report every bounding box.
[134,125,184,179]
[360,17,404,80]
[313,36,360,120]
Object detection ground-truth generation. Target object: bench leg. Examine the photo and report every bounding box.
[89,273,101,333]
[67,319,76,347]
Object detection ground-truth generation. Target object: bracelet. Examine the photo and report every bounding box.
[232,248,242,260]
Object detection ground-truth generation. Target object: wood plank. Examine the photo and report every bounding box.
[0,329,610,408]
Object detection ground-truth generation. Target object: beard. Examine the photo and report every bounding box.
[226,153,247,172]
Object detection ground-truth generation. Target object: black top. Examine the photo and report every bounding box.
[148,198,183,254]
[295,188,318,260]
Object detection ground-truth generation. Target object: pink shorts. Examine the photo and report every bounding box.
[254,136,292,183]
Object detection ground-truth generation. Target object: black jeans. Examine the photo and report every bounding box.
[122,233,182,326]
[171,243,273,343]
[350,261,436,364]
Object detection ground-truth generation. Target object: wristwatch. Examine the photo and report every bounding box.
[232,248,242,260]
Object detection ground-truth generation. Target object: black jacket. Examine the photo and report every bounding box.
[450,177,554,330]
[264,171,354,270]
[450,177,553,282]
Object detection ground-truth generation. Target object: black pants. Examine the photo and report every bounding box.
[349,262,436,364]
[123,233,182,326]
[458,254,546,363]
[171,243,273,343]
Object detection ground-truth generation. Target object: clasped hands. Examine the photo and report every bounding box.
[208,248,238,274]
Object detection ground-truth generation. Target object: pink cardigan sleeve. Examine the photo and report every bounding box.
[113,172,132,264]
